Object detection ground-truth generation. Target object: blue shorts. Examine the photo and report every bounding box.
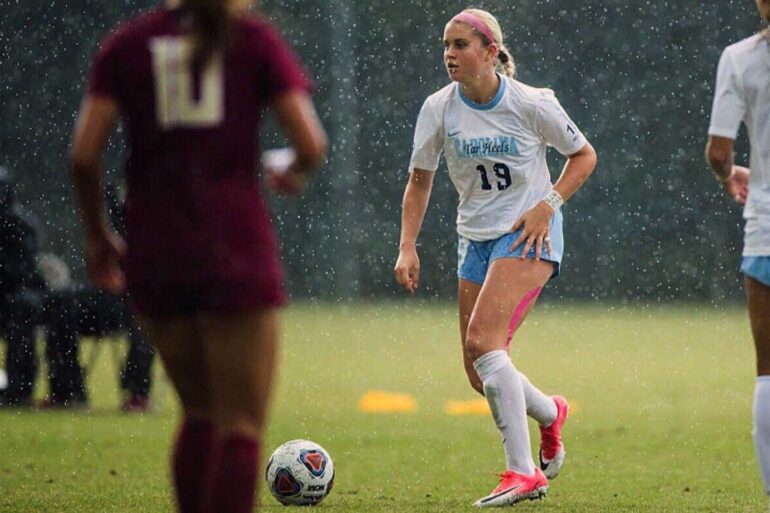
[742,256,770,287]
[457,210,564,285]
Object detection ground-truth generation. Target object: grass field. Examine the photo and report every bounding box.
[0,302,765,512]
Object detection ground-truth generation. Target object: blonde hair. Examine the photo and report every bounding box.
[454,8,516,78]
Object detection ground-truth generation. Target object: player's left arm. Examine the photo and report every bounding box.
[511,142,597,258]
[267,90,328,195]
[70,95,126,292]
[552,142,598,203]
[511,94,597,258]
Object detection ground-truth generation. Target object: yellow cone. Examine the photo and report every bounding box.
[444,398,491,416]
[358,390,417,413]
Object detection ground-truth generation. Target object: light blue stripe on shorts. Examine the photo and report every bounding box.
[457,210,563,285]
[741,256,770,287]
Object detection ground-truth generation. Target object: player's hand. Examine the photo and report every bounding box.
[266,167,307,196]
[510,201,554,261]
[85,228,126,293]
[394,246,420,295]
[263,147,308,196]
[723,165,749,205]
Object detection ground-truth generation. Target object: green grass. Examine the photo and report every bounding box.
[0,302,765,512]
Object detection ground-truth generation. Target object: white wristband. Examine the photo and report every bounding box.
[261,147,296,175]
[543,189,564,211]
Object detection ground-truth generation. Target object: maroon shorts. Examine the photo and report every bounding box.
[128,278,287,319]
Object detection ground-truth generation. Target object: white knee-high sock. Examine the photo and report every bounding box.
[519,372,557,427]
[754,376,770,495]
[474,350,535,475]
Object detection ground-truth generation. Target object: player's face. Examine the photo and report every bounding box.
[757,0,770,22]
[443,22,493,83]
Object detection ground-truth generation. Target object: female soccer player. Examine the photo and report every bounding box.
[69,1,326,512]
[706,0,770,506]
[394,8,596,507]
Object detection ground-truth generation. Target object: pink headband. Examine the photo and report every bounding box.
[451,12,496,45]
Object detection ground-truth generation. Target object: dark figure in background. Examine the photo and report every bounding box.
[0,166,46,407]
[44,287,154,409]
[43,183,156,410]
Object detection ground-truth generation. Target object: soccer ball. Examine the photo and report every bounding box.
[266,439,335,506]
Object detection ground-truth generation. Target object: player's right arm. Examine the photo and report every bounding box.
[395,168,435,295]
[705,136,749,205]
[70,30,127,293]
[706,46,750,205]
[70,95,127,293]
[268,91,328,194]
[396,94,444,295]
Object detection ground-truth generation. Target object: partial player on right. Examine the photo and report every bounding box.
[705,0,770,508]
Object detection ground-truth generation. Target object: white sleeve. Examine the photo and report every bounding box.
[408,96,444,172]
[534,91,587,156]
[708,47,746,139]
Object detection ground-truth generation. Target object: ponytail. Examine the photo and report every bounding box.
[181,0,229,69]
[497,43,516,78]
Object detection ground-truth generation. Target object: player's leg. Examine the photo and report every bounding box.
[747,275,770,498]
[140,317,212,513]
[503,288,559,425]
[458,265,564,459]
[459,278,484,394]
[458,234,560,420]
[140,317,208,415]
[459,278,559,428]
[467,257,552,507]
[498,283,567,478]
[199,308,279,513]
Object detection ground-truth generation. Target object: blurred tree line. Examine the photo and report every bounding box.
[0,0,762,302]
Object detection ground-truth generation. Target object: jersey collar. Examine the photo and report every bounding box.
[457,73,506,111]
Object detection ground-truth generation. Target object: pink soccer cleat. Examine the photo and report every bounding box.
[539,395,569,479]
[473,468,548,508]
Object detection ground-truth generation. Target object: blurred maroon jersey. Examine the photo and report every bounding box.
[87,7,311,315]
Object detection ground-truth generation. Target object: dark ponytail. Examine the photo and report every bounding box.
[181,0,229,70]
[497,43,516,78]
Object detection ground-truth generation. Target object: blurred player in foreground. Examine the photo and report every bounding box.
[69,1,326,512]
[706,0,770,508]
[394,8,596,507]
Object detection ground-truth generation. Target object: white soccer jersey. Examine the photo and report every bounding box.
[409,74,586,241]
[708,33,770,256]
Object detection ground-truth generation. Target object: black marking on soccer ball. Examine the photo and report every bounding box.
[272,468,302,497]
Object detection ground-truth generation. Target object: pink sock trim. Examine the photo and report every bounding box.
[505,287,542,349]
